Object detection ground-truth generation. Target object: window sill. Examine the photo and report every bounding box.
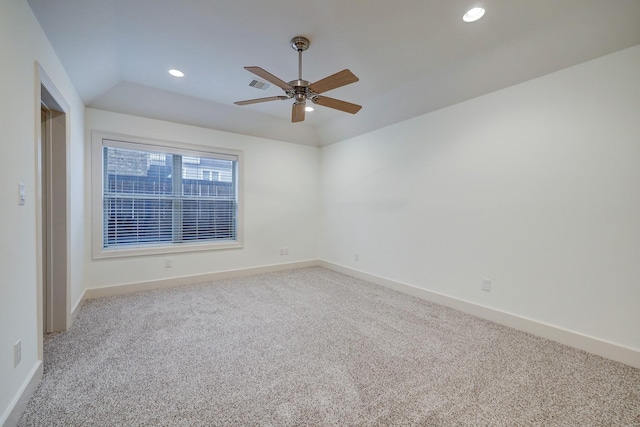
[92,240,243,260]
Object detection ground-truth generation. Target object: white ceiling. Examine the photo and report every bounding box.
[27,0,640,147]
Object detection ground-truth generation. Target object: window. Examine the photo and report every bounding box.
[202,170,220,181]
[92,131,243,258]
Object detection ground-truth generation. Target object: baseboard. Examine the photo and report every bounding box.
[85,260,320,300]
[79,259,640,369]
[319,260,640,369]
[71,290,87,324]
[1,362,42,427]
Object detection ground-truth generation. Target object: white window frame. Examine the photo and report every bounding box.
[91,130,243,259]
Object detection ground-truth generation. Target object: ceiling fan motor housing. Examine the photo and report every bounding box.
[288,79,314,103]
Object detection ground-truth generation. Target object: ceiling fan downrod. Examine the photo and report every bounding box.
[291,36,309,80]
[289,36,311,104]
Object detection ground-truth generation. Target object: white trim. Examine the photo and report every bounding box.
[79,259,639,369]
[84,260,320,299]
[0,362,43,427]
[71,289,87,324]
[95,241,244,259]
[38,66,70,113]
[319,260,640,369]
[35,62,72,345]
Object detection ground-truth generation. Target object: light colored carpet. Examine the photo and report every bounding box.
[18,267,640,426]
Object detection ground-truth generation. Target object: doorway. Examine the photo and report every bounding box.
[39,72,69,335]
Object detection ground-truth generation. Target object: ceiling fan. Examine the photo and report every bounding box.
[234,36,362,123]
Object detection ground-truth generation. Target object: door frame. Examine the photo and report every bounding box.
[35,64,70,355]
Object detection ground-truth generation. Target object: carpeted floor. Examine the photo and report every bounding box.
[17,267,640,426]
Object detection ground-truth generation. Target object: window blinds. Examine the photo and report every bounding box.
[102,143,238,249]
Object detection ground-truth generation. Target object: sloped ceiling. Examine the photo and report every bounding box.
[28,0,640,146]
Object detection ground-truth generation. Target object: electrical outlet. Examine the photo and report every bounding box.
[354,253,359,261]
[164,258,172,268]
[14,339,21,367]
[482,278,491,292]
[280,248,289,256]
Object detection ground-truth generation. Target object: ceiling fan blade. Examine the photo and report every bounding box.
[292,102,306,123]
[244,66,293,91]
[234,96,288,106]
[313,96,362,114]
[309,69,359,94]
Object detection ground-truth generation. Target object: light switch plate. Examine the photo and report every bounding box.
[14,339,21,367]
[18,183,26,206]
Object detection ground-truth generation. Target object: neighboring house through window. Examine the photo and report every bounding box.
[202,170,220,181]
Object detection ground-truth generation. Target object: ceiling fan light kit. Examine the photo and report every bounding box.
[235,36,362,123]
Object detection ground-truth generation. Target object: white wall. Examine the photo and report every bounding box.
[1,1,637,421]
[0,0,85,424]
[84,109,319,289]
[320,45,640,352]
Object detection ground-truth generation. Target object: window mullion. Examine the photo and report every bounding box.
[172,155,183,243]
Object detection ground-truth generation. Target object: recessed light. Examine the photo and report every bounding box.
[305,106,314,112]
[463,7,485,22]
[168,69,184,77]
